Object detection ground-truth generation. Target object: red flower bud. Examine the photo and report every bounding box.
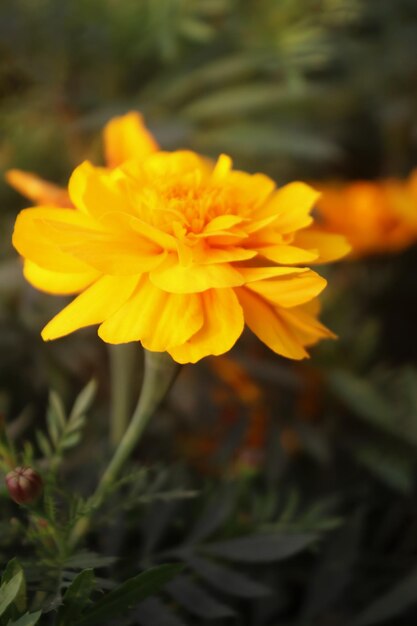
[5,467,43,505]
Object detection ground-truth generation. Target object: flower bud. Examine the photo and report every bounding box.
[5,467,43,505]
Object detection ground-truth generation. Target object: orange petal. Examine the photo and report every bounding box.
[278,303,336,346]
[246,270,327,308]
[6,170,72,207]
[41,275,139,341]
[236,287,309,359]
[168,288,244,364]
[68,161,136,219]
[150,257,244,293]
[98,277,203,350]
[293,227,351,263]
[13,207,98,273]
[103,111,158,168]
[23,260,99,295]
[256,182,319,233]
[256,244,318,264]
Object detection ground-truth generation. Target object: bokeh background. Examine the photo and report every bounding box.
[1,1,417,624]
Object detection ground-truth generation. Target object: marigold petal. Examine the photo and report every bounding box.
[194,245,257,265]
[6,169,72,207]
[68,162,135,219]
[141,150,211,180]
[247,270,327,308]
[238,266,307,283]
[258,182,319,233]
[98,277,203,350]
[128,215,177,250]
[23,261,99,295]
[203,215,245,235]
[292,227,351,263]
[236,287,309,359]
[13,207,98,273]
[103,112,158,168]
[168,289,244,364]
[41,275,139,341]
[19,209,163,276]
[211,154,233,182]
[278,303,336,346]
[256,244,318,264]
[150,257,244,293]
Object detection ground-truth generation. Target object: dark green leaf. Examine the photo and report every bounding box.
[352,567,417,626]
[6,611,42,626]
[203,532,317,563]
[135,597,185,626]
[1,560,26,613]
[187,555,270,598]
[64,552,117,571]
[188,486,235,544]
[75,564,182,626]
[0,572,24,618]
[56,569,95,626]
[166,575,235,619]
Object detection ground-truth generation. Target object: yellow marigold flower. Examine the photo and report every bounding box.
[316,171,417,257]
[11,114,350,363]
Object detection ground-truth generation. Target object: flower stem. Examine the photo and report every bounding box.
[69,350,179,549]
[109,343,140,446]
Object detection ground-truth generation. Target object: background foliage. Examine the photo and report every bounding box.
[1,0,417,624]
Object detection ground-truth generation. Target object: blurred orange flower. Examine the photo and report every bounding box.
[10,113,349,363]
[315,171,417,257]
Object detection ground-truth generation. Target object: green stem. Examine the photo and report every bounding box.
[69,350,179,549]
[109,343,141,446]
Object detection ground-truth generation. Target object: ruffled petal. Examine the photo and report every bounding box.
[23,260,99,295]
[293,227,351,263]
[150,257,244,293]
[14,207,163,276]
[168,288,244,364]
[41,275,140,340]
[238,266,306,283]
[256,182,319,233]
[246,270,327,308]
[278,303,336,346]
[256,244,318,264]
[13,207,98,273]
[98,277,203,350]
[103,111,158,168]
[236,287,309,359]
[68,162,136,219]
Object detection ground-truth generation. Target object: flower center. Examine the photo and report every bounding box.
[161,182,233,235]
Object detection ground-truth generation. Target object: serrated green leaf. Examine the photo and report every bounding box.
[69,381,97,422]
[6,611,42,626]
[61,432,82,450]
[0,572,24,618]
[56,569,95,626]
[36,431,52,459]
[47,391,67,445]
[75,564,182,626]
[203,532,317,563]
